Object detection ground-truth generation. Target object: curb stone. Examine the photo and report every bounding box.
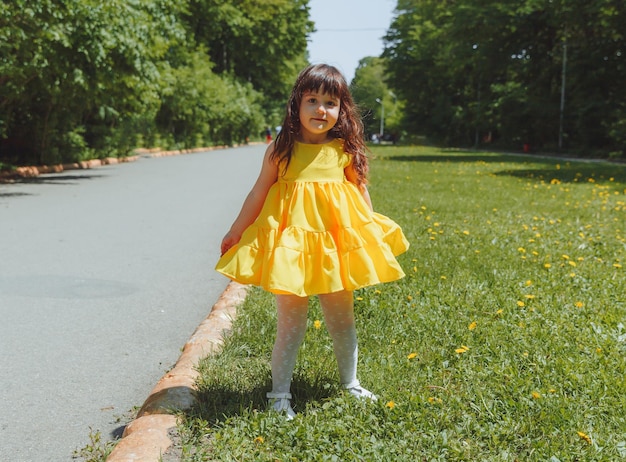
[105,281,248,462]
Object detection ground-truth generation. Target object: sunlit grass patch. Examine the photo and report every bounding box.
[178,146,626,461]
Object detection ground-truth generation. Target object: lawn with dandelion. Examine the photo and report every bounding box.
[177,146,625,461]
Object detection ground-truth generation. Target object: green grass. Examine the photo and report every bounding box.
[178,146,626,461]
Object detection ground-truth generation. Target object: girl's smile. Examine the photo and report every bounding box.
[299,90,340,143]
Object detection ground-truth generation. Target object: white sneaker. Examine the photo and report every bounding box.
[266,392,296,420]
[343,380,378,401]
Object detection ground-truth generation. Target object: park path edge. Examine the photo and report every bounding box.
[105,281,248,462]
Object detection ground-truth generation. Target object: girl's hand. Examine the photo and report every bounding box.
[220,231,241,256]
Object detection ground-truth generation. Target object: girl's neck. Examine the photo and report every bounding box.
[296,135,335,144]
[297,132,335,145]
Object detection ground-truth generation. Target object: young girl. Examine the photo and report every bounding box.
[216,64,409,419]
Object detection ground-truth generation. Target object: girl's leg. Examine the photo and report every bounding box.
[271,294,309,393]
[319,290,377,400]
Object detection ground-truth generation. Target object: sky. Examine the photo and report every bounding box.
[306,0,397,83]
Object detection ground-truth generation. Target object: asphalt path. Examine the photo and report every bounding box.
[0,144,265,461]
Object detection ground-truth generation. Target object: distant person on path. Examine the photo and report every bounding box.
[264,127,272,143]
[215,64,409,419]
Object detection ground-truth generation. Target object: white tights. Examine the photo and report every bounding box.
[271,291,358,394]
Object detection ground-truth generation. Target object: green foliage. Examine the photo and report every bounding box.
[155,50,264,148]
[0,0,312,166]
[171,145,625,460]
[185,0,313,120]
[351,57,402,140]
[384,0,626,156]
[73,428,114,462]
[0,0,186,164]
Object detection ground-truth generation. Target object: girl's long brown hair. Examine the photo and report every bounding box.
[271,64,369,185]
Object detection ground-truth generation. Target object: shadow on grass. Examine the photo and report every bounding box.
[494,164,626,185]
[381,150,626,185]
[192,374,339,425]
[383,153,527,164]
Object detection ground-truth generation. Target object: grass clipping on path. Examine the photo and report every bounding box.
[182,147,626,461]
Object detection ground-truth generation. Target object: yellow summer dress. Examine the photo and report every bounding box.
[215,139,409,297]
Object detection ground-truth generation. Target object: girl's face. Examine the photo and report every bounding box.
[298,90,340,143]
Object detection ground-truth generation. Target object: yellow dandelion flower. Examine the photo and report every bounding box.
[532,391,541,399]
[468,321,477,331]
[575,301,584,308]
[525,280,533,286]
[254,436,265,444]
[440,275,447,280]
[407,295,413,301]
[577,431,592,444]
[562,254,570,260]
[313,320,322,329]
[596,347,602,354]
[386,401,395,409]
[518,247,526,253]
[569,273,576,277]
[455,345,470,354]
[374,289,382,294]
[462,230,470,235]
[412,266,418,272]
[356,296,363,301]
[544,263,552,269]
[525,294,536,299]
[614,263,623,268]
[428,397,443,404]
[407,352,418,360]
[517,301,526,307]
[568,261,577,267]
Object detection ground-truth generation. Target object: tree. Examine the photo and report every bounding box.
[0,0,186,165]
[383,0,626,156]
[184,0,313,120]
[351,57,401,140]
[0,0,314,166]
[155,50,264,148]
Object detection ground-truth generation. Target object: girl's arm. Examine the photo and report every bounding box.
[345,164,373,211]
[220,144,279,255]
